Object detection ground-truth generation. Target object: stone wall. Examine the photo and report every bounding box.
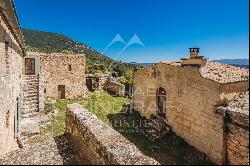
[40,54,88,101]
[65,103,159,165]
[103,79,125,96]
[133,63,248,164]
[216,92,249,165]
[0,13,24,155]
[226,122,249,165]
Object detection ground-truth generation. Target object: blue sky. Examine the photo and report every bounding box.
[15,0,249,63]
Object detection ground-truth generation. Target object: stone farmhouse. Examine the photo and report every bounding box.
[0,0,87,155]
[132,48,249,165]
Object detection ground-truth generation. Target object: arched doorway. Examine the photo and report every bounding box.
[156,87,166,118]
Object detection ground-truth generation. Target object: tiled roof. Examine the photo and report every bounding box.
[159,60,249,83]
[224,91,249,114]
[199,61,249,83]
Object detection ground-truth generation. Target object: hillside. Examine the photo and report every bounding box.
[22,28,112,62]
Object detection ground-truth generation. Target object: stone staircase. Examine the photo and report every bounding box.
[146,115,172,142]
[21,75,39,118]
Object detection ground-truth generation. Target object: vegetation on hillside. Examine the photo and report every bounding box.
[22,28,142,85]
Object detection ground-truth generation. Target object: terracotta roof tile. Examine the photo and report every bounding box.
[199,61,249,83]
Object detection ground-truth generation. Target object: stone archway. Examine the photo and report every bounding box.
[156,87,166,118]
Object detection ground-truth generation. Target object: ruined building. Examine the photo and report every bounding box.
[0,0,26,155]
[86,74,125,97]
[133,48,249,165]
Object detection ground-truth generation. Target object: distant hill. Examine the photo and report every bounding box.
[215,59,249,66]
[132,59,249,68]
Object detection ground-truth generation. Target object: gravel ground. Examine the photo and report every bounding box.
[0,134,78,165]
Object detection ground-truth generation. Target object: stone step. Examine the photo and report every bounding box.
[23,91,39,95]
[22,79,39,83]
[22,82,38,85]
[23,96,38,100]
[23,95,38,99]
[21,112,39,118]
[23,100,39,105]
[147,122,165,132]
[22,75,38,78]
[22,78,39,81]
[23,88,39,92]
[22,108,39,115]
[23,103,39,109]
[22,83,39,86]
[23,97,38,101]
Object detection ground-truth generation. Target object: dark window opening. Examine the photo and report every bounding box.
[68,64,72,71]
[44,88,46,93]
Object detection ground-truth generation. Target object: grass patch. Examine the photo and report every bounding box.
[28,100,80,144]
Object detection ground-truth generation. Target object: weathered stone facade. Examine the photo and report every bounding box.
[40,53,87,101]
[0,0,26,156]
[24,52,88,103]
[132,50,249,164]
[66,103,159,165]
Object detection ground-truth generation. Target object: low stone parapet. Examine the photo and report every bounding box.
[66,103,159,165]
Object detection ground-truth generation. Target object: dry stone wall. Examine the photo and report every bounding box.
[65,103,159,165]
[0,14,23,155]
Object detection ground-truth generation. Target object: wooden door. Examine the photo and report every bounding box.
[25,58,35,75]
[58,85,65,99]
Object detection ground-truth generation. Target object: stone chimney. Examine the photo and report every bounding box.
[189,47,200,59]
[181,48,208,67]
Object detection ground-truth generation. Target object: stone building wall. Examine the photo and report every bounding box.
[226,123,249,165]
[65,103,159,165]
[40,54,87,101]
[216,91,249,165]
[133,63,249,164]
[103,79,125,96]
[0,12,24,155]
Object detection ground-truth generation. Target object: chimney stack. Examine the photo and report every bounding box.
[181,48,208,67]
[189,47,200,59]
